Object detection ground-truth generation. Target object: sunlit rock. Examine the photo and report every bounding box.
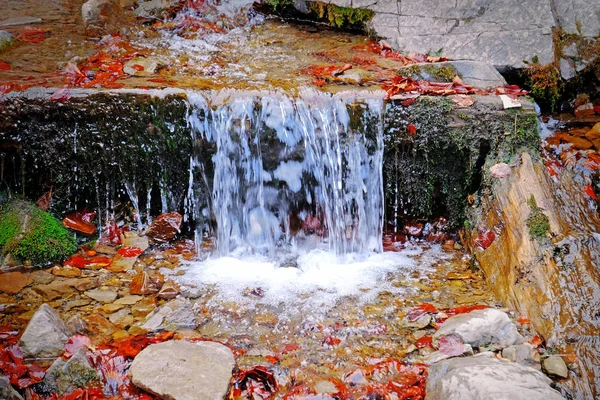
[19,303,69,358]
[542,356,569,379]
[425,356,563,400]
[433,309,523,348]
[0,272,30,294]
[130,340,234,400]
[41,349,98,395]
[140,297,196,331]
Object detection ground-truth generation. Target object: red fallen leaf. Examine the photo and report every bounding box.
[281,383,315,400]
[50,87,71,102]
[531,335,543,347]
[87,255,112,268]
[264,355,280,364]
[400,98,416,106]
[0,61,10,71]
[132,64,145,71]
[415,336,433,349]
[438,334,464,356]
[407,123,417,135]
[280,343,300,354]
[117,247,143,257]
[16,27,48,44]
[64,255,89,269]
[102,222,127,245]
[323,336,342,346]
[407,303,437,321]
[595,105,600,115]
[517,315,530,324]
[584,184,598,200]
[474,229,495,250]
[63,210,97,235]
[64,335,92,358]
[545,160,560,177]
[111,332,175,358]
[230,366,278,400]
[332,63,352,76]
[444,304,489,319]
[148,77,167,83]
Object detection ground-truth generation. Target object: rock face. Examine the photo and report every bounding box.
[129,340,235,400]
[433,309,523,348]
[19,304,69,358]
[472,152,600,397]
[425,356,564,400]
[0,375,23,400]
[317,0,599,70]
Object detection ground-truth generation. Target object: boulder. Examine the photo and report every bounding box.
[0,375,23,400]
[19,304,69,358]
[501,344,538,367]
[433,309,523,348]
[425,356,564,400]
[129,340,234,400]
[140,297,196,331]
[41,349,98,395]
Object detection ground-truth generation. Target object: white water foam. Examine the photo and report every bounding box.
[172,244,449,313]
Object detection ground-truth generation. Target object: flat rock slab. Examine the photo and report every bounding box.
[0,16,42,27]
[425,356,564,400]
[84,289,118,303]
[19,303,69,357]
[433,308,523,348]
[0,272,30,294]
[129,340,235,400]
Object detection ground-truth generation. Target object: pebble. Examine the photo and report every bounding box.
[542,355,569,378]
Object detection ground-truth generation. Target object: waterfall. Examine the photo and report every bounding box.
[186,89,385,258]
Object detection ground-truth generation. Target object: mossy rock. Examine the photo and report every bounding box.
[0,200,77,265]
[526,195,550,241]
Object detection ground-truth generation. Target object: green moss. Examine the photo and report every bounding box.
[499,109,540,160]
[526,195,550,241]
[262,0,294,10]
[402,64,459,82]
[0,200,77,265]
[309,2,374,28]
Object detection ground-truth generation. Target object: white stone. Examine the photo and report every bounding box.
[19,304,69,358]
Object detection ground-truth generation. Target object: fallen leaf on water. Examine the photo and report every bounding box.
[474,229,495,250]
[407,123,417,135]
[63,210,97,235]
[50,87,71,102]
[516,315,530,324]
[117,247,143,257]
[0,61,10,71]
[16,27,48,44]
[584,184,598,200]
[406,303,437,321]
[415,336,433,349]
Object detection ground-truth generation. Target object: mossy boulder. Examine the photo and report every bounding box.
[0,200,77,265]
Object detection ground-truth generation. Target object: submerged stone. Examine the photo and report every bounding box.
[140,297,196,331]
[41,349,98,395]
[19,303,69,358]
[542,356,569,379]
[0,272,30,294]
[0,375,23,400]
[130,340,234,400]
[425,356,563,400]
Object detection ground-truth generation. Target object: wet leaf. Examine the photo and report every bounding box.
[64,335,93,358]
[50,87,72,102]
[406,303,437,321]
[438,334,464,356]
[451,94,475,107]
[0,61,10,71]
[407,123,417,135]
[474,229,495,250]
[584,184,598,200]
[63,210,97,235]
[415,336,433,349]
[16,27,48,44]
[117,247,143,257]
[230,366,278,400]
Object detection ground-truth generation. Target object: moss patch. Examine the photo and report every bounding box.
[526,195,550,241]
[309,2,374,28]
[403,64,460,82]
[0,200,76,265]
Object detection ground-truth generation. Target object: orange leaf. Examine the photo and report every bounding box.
[0,61,10,71]
[407,123,417,135]
[516,315,530,324]
[584,184,598,200]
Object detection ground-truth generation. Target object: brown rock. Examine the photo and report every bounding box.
[574,102,595,117]
[93,243,117,255]
[109,254,137,272]
[0,272,31,294]
[83,314,116,344]
[27,270,55,285]
[130,271,162,295]
[157,280,180,300]
[51,266,82,278]
[146,212,183,243]
[131,297,157,318]
[593,139,600,151]
[559,134,593,149]
[585,123,600,141]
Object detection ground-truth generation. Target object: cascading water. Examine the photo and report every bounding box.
[186,89,385,258]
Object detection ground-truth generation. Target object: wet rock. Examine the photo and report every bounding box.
[0,30,13,52]
[502,343,538,367]
[28,270,54,285]
[145,212,183,243]
[130,340,234,400]
[0,272,30,294]
[109,254,137,272]
[114,294,142,305]
[0,16,42,27]
[93,243,117,255]
[99,303,125,313]
[66,315,88,335]
[0,375,23,400]
[433,309,523,348]
[108,309,133,327]
[123,57,164,76]
[121,232,149,252]
[19,303,69,358]
[141,297,196,331]
[51,265,82,278]
[130,270,161,295]
[490,163,512,179]
[574,102,595,117]
[425,356,563,400]
[399,61,506,90]
[84,289,118,303]
[131,297,157,318]
[584,123,600,141]
[83,314,116,343]
[158,280,180,300]
[422,344,474,365]
[41,349,98,395]
[81,0,122,36]
[406,314,432,329]
[134,0,178,17]
[542,356,569,378]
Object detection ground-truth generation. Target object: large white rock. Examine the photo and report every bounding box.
[433,308,523,348]
[129,340,235,400]
[19,304,69,358]
[425,356,564,400]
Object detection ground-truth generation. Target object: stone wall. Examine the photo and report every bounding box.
[319,0,599,69]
